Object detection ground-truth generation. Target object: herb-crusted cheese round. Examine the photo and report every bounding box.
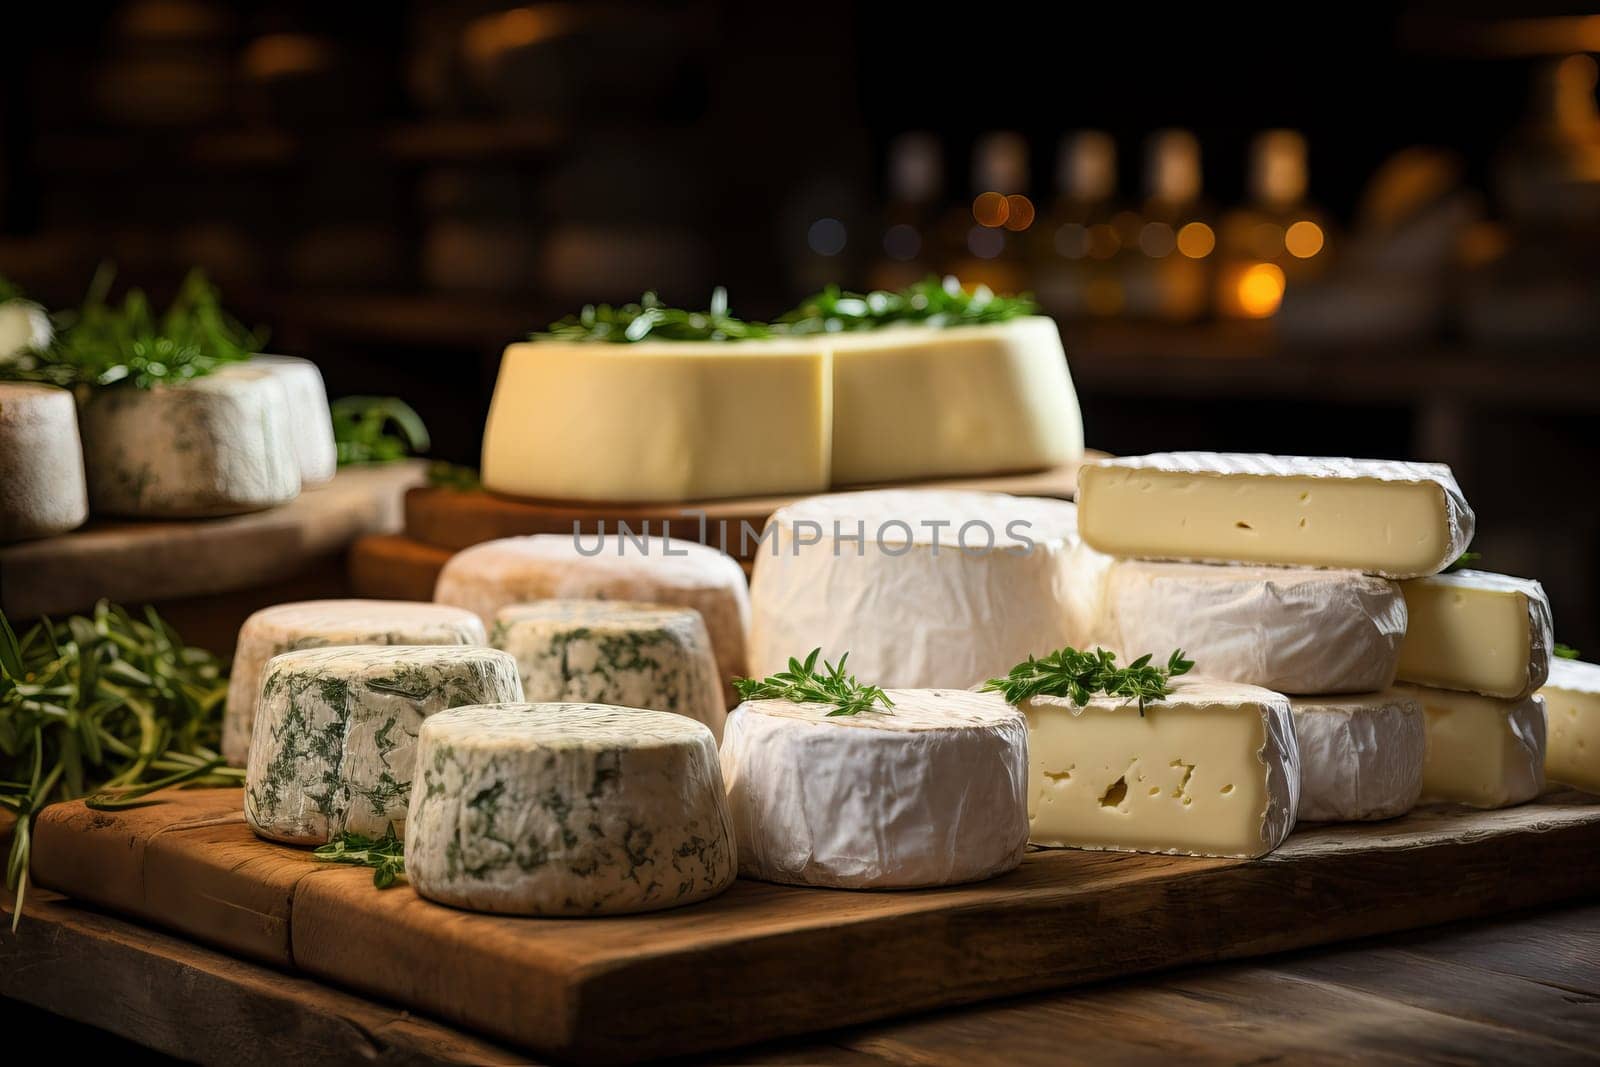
[1290,691,1426,822]
[249,354,337,487]
[0,382,88,542]
[224,600,488,766]
[749,491,1078,689]
[434,534,750,701]
[405,703,737,916]
[245,646,523,845]
[720,689,1029,889]
[78,364,301,518]
[492,600,726,740]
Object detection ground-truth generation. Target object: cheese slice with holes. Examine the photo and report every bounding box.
[1076,453,1474,578]
[1400,684,1546,808]
[1290,691,1425,822]
[1537,658,1600,795]
[1397,570,1552,699]
[1022,677,1299,858]
[0,382,87,542]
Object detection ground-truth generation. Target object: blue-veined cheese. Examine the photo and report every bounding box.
[223,599,487,766]
[1397,569,1552,700]
[491,599,726,741]
[405,702,737,915]
[249,354,337,487]
[1539,657,1600,795]
[720,688,1028,888]
[244,645,523,845]
[1401,684,1546,808]
[0,382,87,542]
[1290,691,1425,822]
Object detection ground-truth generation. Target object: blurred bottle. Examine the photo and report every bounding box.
[944,131,1033,295]
[1029,131,1125,319]
[1124,130,1213,322]
[869,133,950,291]
[1215,130,1329,319]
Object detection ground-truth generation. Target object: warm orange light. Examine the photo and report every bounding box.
[973,191,1009,227]
[464,6,576,64]
[1087,223,1120,259]
[1176,221,1215,258]
[1285,220,1325,258]
[243,34,332,79]
[1002,194,1035,231]
[1236,262,1286,317]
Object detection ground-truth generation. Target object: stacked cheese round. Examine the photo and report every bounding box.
[492,600,726,740]
[749,490,1078,690]
[434,534,750,699]
[720,689,1028,889]
[1538,657,1600,795]
[0,382,88,542]
[79,364,301,518]
[224,600,488,766]
[1290,691,1426,822]
[405,703,737,915]
[244,645,523,844]
[249,354,338,487]
[1402,686,1546,809]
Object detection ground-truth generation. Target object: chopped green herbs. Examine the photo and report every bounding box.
[982,646,1195,716]
[734,648,893,717]
[314,827,407,888]
[532,288,771,343]
[776,276,1037,334]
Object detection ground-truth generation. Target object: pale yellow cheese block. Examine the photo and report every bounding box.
[1538,657,1600,795]
[1397,570,1552,699]
[1400,684,1545,809]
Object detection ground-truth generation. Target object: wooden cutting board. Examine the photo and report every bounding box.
[29,789,1600,1064]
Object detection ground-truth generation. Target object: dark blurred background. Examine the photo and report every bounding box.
[3,1,1600,643]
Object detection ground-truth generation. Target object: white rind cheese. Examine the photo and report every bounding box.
[249,354,337,487]
[1077,453,1475,578]
[434,534,750,700]
[1536,657,1600,795]
[223,600,488,767]
[78,364,301,518]
[1290,691,1425,822]
[1066,544,1406,694]
[0,383,88,542]
[0,299,52,362]
[1023,678,1300,859]
[405,703,737,915]
[244,646,523,845]
[828,318,1082,485]
[1401,684,1546,809]
[720,689,1028,888]
[482,338,833,502]
[492,600,726,741]
[1397,569,1552,700]
[749,491,1078,689]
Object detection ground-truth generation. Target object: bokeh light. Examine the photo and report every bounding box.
[1003,194,1035,232]
[1236,262,1286,317]
[1176,221,1215,258]
[807,218,847,256]
[1285,220,1325,258]
[972,192,1009,227]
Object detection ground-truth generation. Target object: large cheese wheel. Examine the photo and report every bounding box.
[749,490,1077,689]
[223,599,488,767]
[0,382,88,542]
[249,354,337,487]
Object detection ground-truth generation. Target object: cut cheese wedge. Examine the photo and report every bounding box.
[1397,570,1552,699]
[1400,684,1546,809]
[1537,657,1600,795]
[481,338,832,502]
[0,382,87,542]
[1077,453,1474,578]
[1290,691,1425,822]
[1022,678,1299,858]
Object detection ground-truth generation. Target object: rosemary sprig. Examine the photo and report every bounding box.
[776,276,1037,334]
[533,287,771,343]
[0,602,240,929]
[314,827,406,888]
[1555,643,1581,660]
[734,648,894,717]
[982,646,1195,716]
[331,395,431,465]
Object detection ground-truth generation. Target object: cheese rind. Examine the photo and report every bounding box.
[0,299,51,362]
[244,646,523,845]
[828,317,1082,484]
[1536,657,1600,795]
[78,364,301,518]
[434,534,750,700]
[249,354,337,487]
[1401,685,1546,808]
[0,382,88,542]
[749,490,1078,689]
[223,600,488,766]
[1023,678,1299,858]
[1066,544,1406,694]
[1077,453,1474,578]
[1290,691,1425,822]
[481,338,832,502]
[1397,570,1552,699]
[491,599,726,741]
[720,689,1028,888]
[405,703,737,915]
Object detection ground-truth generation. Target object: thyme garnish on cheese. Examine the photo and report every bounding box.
[734,648,894,717]
[982,646,1195,716]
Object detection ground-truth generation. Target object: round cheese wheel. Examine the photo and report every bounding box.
[1290,691,1425,822]
[249,354,337,487]
[0,382,88,542]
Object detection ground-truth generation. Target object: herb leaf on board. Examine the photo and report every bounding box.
[314,827,407,888]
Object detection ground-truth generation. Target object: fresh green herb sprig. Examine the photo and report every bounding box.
[1443,551,1482,573]
[426,461,481,491]
[0,602,240,929]
[314,827,406,888]
[331,395,431,466]
[982,646,1195,716]
[0,265,260,390]
[776,276,1037,335]
[734,648,893,717]
[1555,643,1581,660]
[533,287,771,343]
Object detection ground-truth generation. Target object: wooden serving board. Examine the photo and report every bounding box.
[29,788,1600,1064]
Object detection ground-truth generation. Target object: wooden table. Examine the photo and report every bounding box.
[3,887,1596,1064]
